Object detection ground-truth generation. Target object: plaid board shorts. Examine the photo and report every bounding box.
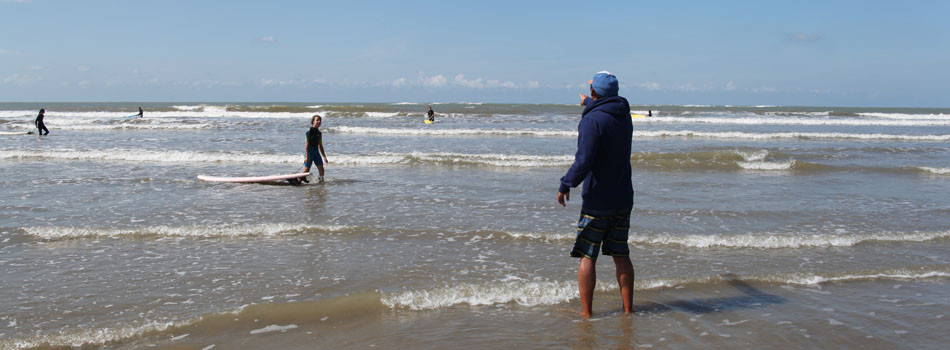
[570,208,632,261]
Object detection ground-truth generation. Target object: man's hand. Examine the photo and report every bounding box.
[557,191,570,207]
[578,94,589,106]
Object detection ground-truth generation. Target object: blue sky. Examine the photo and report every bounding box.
[2,0,948,106]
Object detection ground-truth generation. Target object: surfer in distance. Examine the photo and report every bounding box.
[302,114,329,183]
[427,106,435,122]
[137,107,144,118]
[35,109,49,135]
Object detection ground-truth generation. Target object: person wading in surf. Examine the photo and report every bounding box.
[35,108,49,135]
[558,71,635,318]
[303,114,329,183]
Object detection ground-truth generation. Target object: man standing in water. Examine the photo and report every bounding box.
[137,107,144,118]
[35,108,49,135]
[303,114,329,183]
[558,71,635,318]
[426,106,435,122]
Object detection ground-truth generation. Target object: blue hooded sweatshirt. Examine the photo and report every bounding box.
[559,95,634,212]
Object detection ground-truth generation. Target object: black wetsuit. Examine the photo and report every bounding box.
[35,112,49,135]
[427,109,434,120]
[138,108,144,118]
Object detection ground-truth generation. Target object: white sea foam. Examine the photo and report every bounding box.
[0,148,570,167]
[24,223,352,240]
[396,151,573,167]
[0,148,300,164]
[858,112,950,120]
[781,270,950,286]
[249,324,297,334]
[500,231,574,241]
[380,268,950,310]
[737,161,795,171]
[500,230,950,249]
[363,112,399,118]
[330,126,576,137]
[0,319,193,350]
[50,123,213,130]
[736,150,769,162]
[380,280,584,310]
[917,167,950,175]
[0,110,314,119]
[644,116,950,126]
[638,130,950,142]
[628,231,950,249]
[329,126,950,141]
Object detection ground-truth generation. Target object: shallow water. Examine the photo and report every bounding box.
[1,103,948,349]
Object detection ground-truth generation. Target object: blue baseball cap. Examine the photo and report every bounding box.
[588,71,619,97]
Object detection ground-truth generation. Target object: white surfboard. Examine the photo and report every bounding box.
[0,131,34,135]
[197,172,311,183]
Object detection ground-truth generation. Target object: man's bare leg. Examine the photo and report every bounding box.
[578,257,596,318]
[613,256,634,313]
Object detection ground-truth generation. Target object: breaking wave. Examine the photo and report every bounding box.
[644,116,950,127]
[380,267,950,310]
[24,223,354,240]
[500,230,950,249]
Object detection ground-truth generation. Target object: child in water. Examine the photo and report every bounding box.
[303,114,329,183]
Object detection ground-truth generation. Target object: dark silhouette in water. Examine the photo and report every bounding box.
[35,109,49,135]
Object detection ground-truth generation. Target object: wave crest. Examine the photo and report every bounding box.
[24,223,352,240]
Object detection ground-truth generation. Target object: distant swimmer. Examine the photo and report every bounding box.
[302,114,329,183]
[648,109,652,117]
[137,107,144,118]
[426,106,435,122]
[35,109,49,135]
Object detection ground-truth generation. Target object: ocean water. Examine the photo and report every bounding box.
[0,102,948,349]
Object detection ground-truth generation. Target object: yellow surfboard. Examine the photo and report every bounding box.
[424,119,434,124]
[631,113,646,119]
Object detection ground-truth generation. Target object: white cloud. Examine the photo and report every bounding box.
[526,81,539,89]
[725,81,736,91]
[453,74,483,88]
[640,81,661,90]
[26,65,43,71]
[176,79,242,88]
[675,83,697,92]
[0,49,21,55]
[450,74,526,89]
[390,77,406,87]
[260,78,305,87]
[2,73,40,85]
[77,65,90,72]
[259,36,275,42]
[486,79,516,88]
[422,74,448,87]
